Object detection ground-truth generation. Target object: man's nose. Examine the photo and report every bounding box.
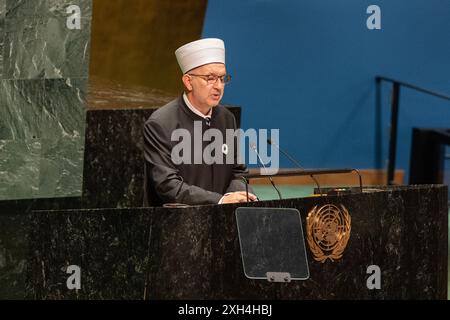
[213,79,225,89]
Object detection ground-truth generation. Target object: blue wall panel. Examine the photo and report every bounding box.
[202,0,450,177]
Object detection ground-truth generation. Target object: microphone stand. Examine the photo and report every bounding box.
[241,176,249,202]
[251,143,283,200]
[268,139,322,195]
[352,168,363,193]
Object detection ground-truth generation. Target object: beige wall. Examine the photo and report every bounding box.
[89,0,208,95]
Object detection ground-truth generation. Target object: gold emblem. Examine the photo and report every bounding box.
[306,204,351,262]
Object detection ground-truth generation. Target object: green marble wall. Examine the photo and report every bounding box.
[0,0,92,200]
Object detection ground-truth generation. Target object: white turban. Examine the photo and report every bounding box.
[175,38,225,74]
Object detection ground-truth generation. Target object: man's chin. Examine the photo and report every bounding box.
[209,99,221,107]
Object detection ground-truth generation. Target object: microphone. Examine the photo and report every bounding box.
[267,139,322,195]
[250,143,283,200]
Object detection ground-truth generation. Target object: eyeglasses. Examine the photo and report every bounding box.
[187,73,232,85]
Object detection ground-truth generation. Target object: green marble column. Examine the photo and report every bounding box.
[0,0,92,200]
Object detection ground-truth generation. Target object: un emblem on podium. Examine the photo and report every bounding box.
[306,204,351,262]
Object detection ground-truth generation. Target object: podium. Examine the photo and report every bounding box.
[1,184,445,299]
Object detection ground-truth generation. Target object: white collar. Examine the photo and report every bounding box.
[183,93,212,119]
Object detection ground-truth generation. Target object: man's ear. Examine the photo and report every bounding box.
[182,74,193,92]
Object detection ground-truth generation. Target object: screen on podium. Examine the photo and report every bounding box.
[235,207,310,282]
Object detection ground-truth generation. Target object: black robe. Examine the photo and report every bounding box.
[143,96,251,206]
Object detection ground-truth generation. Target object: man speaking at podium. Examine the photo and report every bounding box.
[143,38,257,206]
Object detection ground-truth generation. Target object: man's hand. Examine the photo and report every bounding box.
[221,191,257,204]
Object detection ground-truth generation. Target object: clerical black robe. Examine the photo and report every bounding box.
[143,96,251,206]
